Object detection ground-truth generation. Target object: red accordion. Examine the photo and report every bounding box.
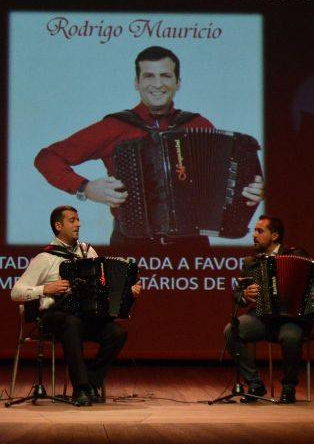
[254,255,314,320]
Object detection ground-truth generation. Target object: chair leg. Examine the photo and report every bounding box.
[8,340,23,401]
[268,343,274,397]
[63,367,69,397]
[306,341,311,402]
[101,381,106,403]
[51,339,56,400]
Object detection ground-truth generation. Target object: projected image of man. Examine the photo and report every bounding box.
[35,46,264,246]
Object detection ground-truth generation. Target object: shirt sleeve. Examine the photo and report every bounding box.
[34,118,119,194]
[290,247,309,258]
[11,253,53,302]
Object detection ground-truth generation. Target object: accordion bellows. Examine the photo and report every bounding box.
[253,255,314,320]
[114,128,262,240]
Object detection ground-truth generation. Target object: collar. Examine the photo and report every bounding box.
[269,244,281,256]
[253,243,281,260]
[132,101,178,128]
[51,237,79,253]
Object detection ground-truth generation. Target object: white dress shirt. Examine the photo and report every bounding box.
[270,244,281,255]
[11,237,98,310]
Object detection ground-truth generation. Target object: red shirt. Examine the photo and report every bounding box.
[34,102,214,194]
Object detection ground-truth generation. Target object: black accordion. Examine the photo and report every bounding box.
[252,255,314,320]
[58,257,138,319]
[113,128,262,240]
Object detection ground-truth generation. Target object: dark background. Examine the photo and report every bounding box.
[0,0,313,360]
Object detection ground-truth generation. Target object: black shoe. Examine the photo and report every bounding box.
[279,386,296,404]
[72,389,92,407]
[89,384,103,403]
[240,383,267,403]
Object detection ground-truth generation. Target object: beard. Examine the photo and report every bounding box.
[253,242,265,253]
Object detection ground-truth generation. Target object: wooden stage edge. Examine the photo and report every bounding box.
[0,363,313,444]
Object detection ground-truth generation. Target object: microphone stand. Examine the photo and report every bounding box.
[201,278,276,405]
[5,317,74,407]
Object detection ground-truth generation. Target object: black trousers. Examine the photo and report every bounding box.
[224,310,308,388]
[42,309,127,390]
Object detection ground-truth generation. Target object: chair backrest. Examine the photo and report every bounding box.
[19,302,54,343]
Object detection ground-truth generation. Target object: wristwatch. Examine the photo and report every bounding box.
[76,180,89,201]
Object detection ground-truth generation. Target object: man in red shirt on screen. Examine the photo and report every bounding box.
[35,46,263,247]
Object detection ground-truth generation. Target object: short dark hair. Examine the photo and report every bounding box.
[135,46,180,81]
[50,205,77,235]
[259,215,284,244]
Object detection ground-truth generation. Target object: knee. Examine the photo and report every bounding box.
[224,323,232,339]
[279,335,302,347]
[279,330,303,348]
[111,324,128,344]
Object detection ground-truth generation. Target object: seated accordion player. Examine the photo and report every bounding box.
[252,255,314,321]
[58,257,139,319]
[113,128,263,241]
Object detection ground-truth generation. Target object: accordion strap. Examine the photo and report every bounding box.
[169,110,200,128]
[105,109,200,133]
[43,244,80,259]
[78,242,91,258]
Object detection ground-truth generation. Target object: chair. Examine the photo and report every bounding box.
[5,301,71,407]
[268,331,313,401]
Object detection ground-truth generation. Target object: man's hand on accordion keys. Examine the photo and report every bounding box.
[84,176,128,207]
[43,279,70,296]
[71,278,89,293]
[131,280,142,299]
[242,175,264,207]
[243,283,260,304]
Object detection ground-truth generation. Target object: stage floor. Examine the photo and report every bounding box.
[0,362,313,443]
